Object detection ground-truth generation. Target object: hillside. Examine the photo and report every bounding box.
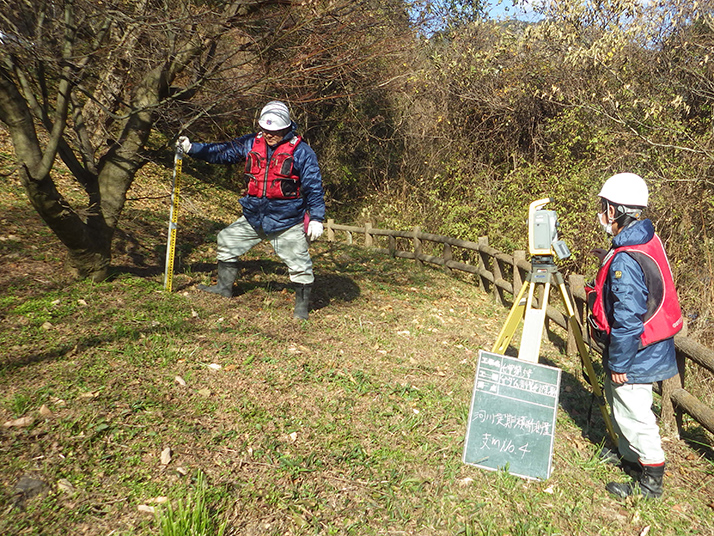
[0,153,713,536]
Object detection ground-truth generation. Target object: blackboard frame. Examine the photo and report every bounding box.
[463,350,562,481]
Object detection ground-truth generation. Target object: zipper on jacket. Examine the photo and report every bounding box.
[262,140,284,198]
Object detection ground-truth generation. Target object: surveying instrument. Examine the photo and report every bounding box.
[491,198,617,443]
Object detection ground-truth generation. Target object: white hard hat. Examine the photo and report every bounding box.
[598,172,648,207]
[258,101,291,131]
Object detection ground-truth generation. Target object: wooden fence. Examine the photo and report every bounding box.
[325,219,714,439]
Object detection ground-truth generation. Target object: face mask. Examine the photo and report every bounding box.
[597,212,614,235]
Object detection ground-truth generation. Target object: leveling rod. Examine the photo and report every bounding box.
[163,148,183,292]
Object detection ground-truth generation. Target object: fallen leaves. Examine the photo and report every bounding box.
[57,479,75,493]
[3,416,33,428]
[137,504,155,514]
[160,447,172,466]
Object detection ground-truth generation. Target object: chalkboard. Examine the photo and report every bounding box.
[463,350,562,481]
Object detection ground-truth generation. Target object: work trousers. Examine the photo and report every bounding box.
[216,217,314,285]
[604,378,666,465]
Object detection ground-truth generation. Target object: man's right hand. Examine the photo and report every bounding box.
[176,136,192,154]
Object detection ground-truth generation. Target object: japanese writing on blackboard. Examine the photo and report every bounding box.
[463,351,561,481]
[470,409,553,436]
[479,433,532,459]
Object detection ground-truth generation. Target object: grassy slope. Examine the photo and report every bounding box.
[0,139,713,536]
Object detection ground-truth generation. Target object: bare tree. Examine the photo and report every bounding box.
[0,0,412,280]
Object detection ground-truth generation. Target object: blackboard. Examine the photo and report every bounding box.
[463,350,561,481]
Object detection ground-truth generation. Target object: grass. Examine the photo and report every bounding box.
[156,471,226,536]
[0,137,713,535]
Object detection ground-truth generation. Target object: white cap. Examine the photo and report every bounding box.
[258,101,291,131]
[599,172,648,207]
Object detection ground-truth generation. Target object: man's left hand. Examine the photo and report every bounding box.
[611,371,628,384]
[307,221,324,241]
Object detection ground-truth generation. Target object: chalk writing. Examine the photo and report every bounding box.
[499,376,558,398]
[470,410,553,436]
[500,362,534,379]
[479,433,532,459]
[463,351,562,480]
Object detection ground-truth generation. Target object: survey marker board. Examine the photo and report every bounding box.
[463,350,562,481]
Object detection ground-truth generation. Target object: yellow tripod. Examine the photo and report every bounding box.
[492,256,618,444]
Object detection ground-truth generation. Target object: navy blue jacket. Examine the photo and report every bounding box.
[602,219,678,383]
[188,124,325,234]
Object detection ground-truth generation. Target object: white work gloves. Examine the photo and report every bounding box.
[307,220,324,241]
[176,136,192,154]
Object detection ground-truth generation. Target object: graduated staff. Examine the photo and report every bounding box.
[177,101,326,320]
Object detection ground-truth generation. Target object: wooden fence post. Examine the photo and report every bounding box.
[443,242,453,274]
[413,226,423,266]
[513,250,526,299]
[365,222,373,247]
[327,218,335,242]
[477,236,490,292]
[661,349,686,439]
[513,249,526,294]
[566,274,585,357]
[492,254,504,305]
[389,234,396,256]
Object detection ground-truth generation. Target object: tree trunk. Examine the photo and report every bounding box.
[1,65,116,281]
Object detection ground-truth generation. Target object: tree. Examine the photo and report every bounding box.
[0,0,412,281]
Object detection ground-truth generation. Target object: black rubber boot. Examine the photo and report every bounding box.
[599,447,642,478]
[198,261,239,298]
[293,284,312,320]
[620,459,643,479]
[607,463,665,499]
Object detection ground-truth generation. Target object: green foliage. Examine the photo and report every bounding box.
[331,2,714,344]
[157,472,226,536]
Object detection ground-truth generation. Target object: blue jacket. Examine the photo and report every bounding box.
[602,219,678,383]
[188,124,326,234]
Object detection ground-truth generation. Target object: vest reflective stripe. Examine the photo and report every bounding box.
[590,234,683,347]
[244,134,302,199]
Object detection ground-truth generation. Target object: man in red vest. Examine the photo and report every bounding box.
[177,101,325,320]
[588,173,683,499]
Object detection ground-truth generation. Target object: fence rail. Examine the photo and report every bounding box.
[325,219,714,439]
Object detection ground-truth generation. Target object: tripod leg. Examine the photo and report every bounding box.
[556,278,618,445]
[492,281,530,355]
[518,281,550,363]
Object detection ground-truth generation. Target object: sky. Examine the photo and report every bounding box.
[484,0,543,22]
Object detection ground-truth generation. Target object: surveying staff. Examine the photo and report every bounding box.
[588,172,683,499]
[177,101,326,320]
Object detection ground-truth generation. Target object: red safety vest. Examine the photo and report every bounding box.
[588,234,683,347]
[244,134,302,199]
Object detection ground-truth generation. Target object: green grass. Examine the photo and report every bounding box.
[0,150,713,536]
[156,472,226,536]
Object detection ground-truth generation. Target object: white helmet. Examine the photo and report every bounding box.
[258,101,291,131]
[598,172,648,208]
